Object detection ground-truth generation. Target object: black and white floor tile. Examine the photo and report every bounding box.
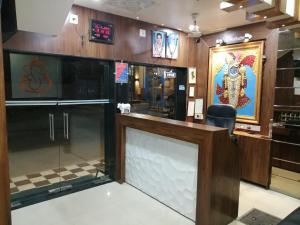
[10,160,104,194]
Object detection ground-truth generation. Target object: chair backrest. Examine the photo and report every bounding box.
[205,104,237,135]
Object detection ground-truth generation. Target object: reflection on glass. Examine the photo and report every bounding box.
[271,30,300,200]
[7,106,60,194]
[128,65,176,119]
[278,30,300,51]
[60,105,105,179]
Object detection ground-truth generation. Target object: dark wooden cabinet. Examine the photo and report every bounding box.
[237,134,272,187]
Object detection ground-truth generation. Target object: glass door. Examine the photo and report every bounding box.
[5,51,115,208]
[56,102,109,190]
[6,103,62,207]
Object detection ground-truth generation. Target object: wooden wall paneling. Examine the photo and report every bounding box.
[3,5,190,68]
[0,17,11,225]
[189,22,279,137]
[187,23,279,187]
[261,29,278,134]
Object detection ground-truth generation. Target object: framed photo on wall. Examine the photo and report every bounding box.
[207,41,264,124]
[166,32,179,59]
[188,67,196,84]
[152,31,166,58]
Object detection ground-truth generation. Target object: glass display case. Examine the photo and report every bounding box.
[271,30,300,199]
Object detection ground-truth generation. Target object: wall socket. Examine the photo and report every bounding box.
[69,13,78,25]
[139,29,146,37]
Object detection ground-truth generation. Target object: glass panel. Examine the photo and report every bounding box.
[59,104,106,185]
[8,53,61,100]
[129,65,176,119]
[61,58,106,100]
[276,68,300,86]
[278,30,300,51]
[7,106,60,196]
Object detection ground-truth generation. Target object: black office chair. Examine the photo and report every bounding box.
[205,104,237,136]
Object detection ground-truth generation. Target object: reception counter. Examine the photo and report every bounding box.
[116,113,240,225]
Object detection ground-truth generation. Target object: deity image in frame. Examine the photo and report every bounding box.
[152,31,166,58]
[207,41,264,124]
[166,32,179,59]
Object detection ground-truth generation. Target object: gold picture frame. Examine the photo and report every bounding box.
[207,41,264,124]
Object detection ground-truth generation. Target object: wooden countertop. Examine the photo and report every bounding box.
[116,113,240,225]
[117,113,227,144]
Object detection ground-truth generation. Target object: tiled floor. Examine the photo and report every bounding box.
[271,167,300,199]
[229,181,300,225]
[12,181,300,225]
[10,160,104,194]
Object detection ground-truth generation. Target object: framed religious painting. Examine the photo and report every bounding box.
[166,32,179,59]
[152,31,166,58]
[207,41,264,124]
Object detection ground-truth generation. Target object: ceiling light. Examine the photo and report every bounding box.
[282,24,285,27]
[216,39,224,47]
[136,16,140,20]
[177,28,182,31]
[244,33,253,42]
[220,1,234,10]
[263,16,267,19]
[189,24,200,32]
[239,5,243,9]
[161,24,164,26]
[188,13,202,37]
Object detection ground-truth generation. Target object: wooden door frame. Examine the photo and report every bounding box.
[0,10,12,225]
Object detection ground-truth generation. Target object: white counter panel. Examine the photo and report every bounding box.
[125,127,198,220]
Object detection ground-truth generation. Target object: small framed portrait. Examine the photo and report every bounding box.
[166,32,179,59]
[152,31,166,58]
[188,67,197,84]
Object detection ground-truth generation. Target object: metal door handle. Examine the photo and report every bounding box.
[49,113,52,141]
[51,114,55,141]
[49,113,55,141]
[63,113,66,139]
[66,113,69,140]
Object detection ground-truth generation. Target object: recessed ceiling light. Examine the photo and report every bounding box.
[161,24,164,26]
[136,16,140,20]
[239,5,243,9]
[282,24,285,27]
[263,16,267,19]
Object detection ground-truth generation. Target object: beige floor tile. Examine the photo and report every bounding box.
[74,171,90,177]
[30,177,47,183]
[11,176,28,183]
[18,183,36,192]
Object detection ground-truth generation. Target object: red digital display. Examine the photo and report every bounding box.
[90,20,114,44]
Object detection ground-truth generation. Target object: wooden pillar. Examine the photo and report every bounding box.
[0,15,11,225]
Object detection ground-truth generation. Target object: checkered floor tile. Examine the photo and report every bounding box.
[10,160,105,194]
